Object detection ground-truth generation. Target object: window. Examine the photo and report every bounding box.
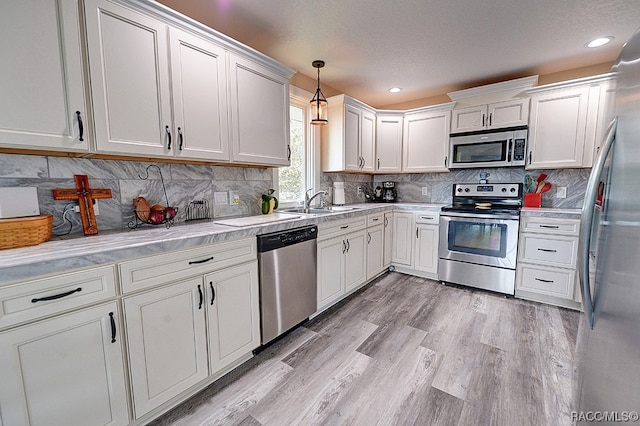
[275,87,319,206]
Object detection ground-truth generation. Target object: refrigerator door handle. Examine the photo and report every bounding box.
[578,117,617,329]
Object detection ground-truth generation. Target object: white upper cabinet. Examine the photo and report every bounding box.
[526,75,613,169]
[0,0,88,152]
[451,98,529,133]
[85,0,173,157]
[228,53,291,166]
[402,105,453,173]
[322,95,376,172]
[376,113,403,173]
[169,28,230,161]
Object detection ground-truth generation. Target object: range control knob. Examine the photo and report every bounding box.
[464,188,470,193]
[501,188,507,193]
[457,187,463,192]
[510,187,517,193]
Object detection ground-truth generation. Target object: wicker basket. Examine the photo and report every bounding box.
[0,215,53,250]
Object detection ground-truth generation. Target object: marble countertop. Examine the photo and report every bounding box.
[520,207,582,219]
[0,203,444,284]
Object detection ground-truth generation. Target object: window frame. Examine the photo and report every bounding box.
[273,86,321,208]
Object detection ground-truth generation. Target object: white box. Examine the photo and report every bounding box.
[0,187,40,218]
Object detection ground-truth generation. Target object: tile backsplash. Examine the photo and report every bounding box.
[0,153,590,237]
[0,154,274,237]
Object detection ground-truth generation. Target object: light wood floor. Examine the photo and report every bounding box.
[151,272,579,426]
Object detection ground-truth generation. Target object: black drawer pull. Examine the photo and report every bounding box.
[31,287,82,303]
[76,111,84,141]
[340,225,349,229]
[537,248,557,253]
[420,216,435,220]
[539,225,559,229]
[371,218,379,222]
[210,281,216,305]
[189,256,214,265]
[198,285,203,309]
[109,312,117,343]
[535,278,555,283]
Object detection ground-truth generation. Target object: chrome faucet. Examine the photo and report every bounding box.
[304,189,328,210]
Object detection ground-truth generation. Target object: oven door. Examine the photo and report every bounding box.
[439,213,520,269]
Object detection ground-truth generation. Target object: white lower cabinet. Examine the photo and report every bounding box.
[367,214,385,281]
[392,212,413,266]
[205,261,260,374]
[124,277,209,418]
[391,211,440,279]
[516,216,581,310]
[0,301,129,426]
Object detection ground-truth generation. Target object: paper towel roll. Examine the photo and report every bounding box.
[333,182,345,205]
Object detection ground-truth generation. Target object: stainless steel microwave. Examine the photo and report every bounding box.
[448,127,527,168]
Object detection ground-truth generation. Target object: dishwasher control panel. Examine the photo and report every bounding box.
[257,226,317,252]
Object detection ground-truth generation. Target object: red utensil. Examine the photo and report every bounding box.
[541,182,552,193]
[536,173,548,183]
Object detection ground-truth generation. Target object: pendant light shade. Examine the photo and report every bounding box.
[310,60,328,125]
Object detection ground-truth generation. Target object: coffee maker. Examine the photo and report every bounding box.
[382,181,397,202]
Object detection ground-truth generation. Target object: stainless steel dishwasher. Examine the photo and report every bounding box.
[257,225,317,344]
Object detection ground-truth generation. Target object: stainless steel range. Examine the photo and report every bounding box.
[439,183,523,295]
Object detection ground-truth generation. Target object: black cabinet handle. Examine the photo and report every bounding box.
[340,225,349,229]
[529,151,532,165]
[109,312,116,343]
[178,127,183,150]
[377,158,380,169]
[189,256,214,265]
[197,285,203,309]
[384,216,389,227]
[210,281,215,305]
[535,278,554,283]
[482,114,485,127]
[76,111,84,141]
[537,248,558,253]
[342,240,346,254]
[346,239,350,252]
[31,287,82,303]
[367,232,371,244]
[166,125,172,150]
[416,227,419,238]
[508,139,513,162]
[489,113,492,127]
[287,145,291,161]
[444,156,448,167]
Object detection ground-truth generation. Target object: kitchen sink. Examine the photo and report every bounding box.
[281,206,358,215]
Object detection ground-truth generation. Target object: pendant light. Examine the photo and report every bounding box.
[310,60,328,125]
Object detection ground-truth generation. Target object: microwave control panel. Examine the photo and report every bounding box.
[513,138,526,161]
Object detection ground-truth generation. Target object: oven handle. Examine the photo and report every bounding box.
[440,211,520,221]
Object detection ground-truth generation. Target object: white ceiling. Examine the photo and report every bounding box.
[158,0,640,108]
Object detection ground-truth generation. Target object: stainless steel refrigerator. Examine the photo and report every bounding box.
[576,26,640,424]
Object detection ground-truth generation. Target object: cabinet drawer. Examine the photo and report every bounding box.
[318,216,367,241]
[119,238,256,293]
[520,234,577,267]
[518,264,575,299]
[367,213,384,227]
[415,211,439,224]
[0,265,117,330]
[521,217,579,236]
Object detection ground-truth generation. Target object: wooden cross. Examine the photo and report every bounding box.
[52,175,112,236]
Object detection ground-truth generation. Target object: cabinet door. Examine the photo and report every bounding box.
[317,236,346,310]
[124,277,208,418]
[451,105,487,133]
[0,0,88,151]
[344,104,362,171]
[345,230,367,293]
[205,261,260,374]
[383,212,393,267]
[392,212,413,266]
[366,225,384,280]
[527,86,589,168]
[0,302,129,426]
[169,28,230,161]
[229,54,290,166]
[376,115,403,173]
[414,224,439,275]
[360,109,376,172]
[403,110,451,172]
[586,81,616,167]
[488,98,529,129]
[85,0,172,156]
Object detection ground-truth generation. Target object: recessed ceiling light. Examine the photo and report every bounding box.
[586,36,614,48]
[389,87,402,93]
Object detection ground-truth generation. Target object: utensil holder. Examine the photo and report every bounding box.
[524,193,542,208]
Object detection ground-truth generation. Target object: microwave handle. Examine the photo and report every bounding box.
[507,139,512,162]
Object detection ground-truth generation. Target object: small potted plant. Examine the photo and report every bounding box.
[261,189,278,214]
